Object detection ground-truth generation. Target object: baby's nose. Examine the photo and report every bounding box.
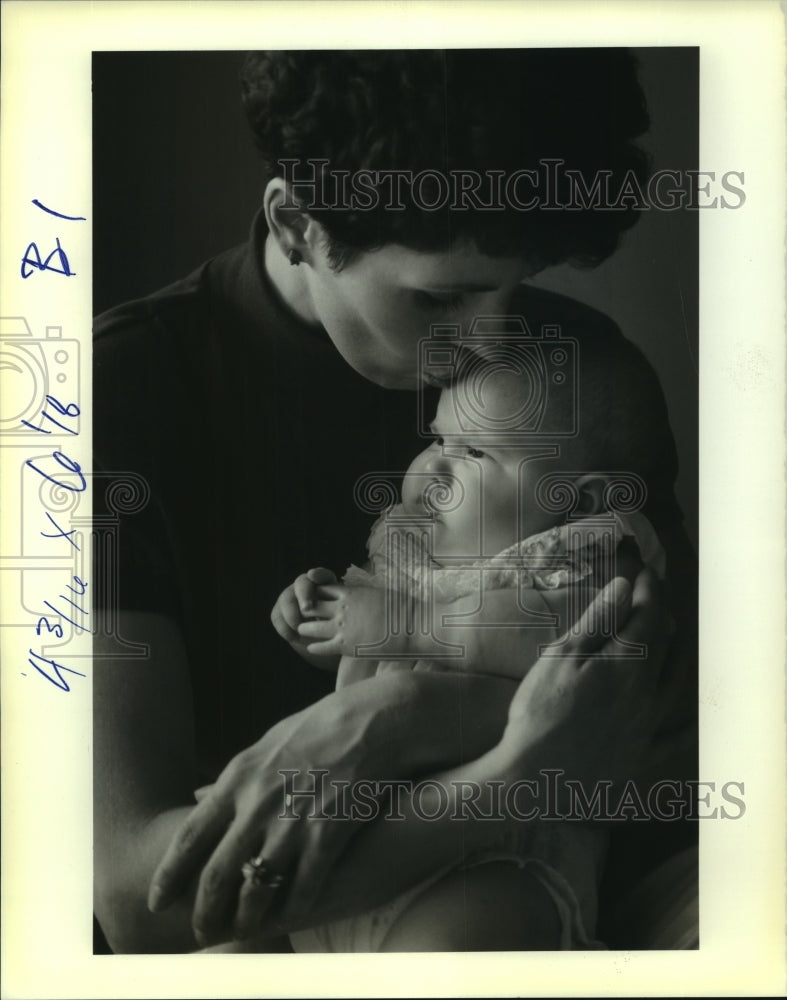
[422,448,447,474]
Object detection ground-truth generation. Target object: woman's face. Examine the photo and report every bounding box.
[303,237,530,389]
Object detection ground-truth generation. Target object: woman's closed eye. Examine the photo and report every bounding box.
[413,290,466,313]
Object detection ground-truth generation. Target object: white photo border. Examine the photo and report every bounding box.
[1,1,784,997]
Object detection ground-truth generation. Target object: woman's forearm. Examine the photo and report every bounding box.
[94,611,211,953]
[357,669,517,775]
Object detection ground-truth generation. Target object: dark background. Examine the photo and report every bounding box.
[92,49,698,548]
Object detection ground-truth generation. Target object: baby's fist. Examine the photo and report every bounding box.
[294,567,339,616]
[271,567,338,642]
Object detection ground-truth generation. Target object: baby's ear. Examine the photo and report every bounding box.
[573,474,609,516]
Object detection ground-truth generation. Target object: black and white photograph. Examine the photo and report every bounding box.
[1,2,784,997]
[91,46,701,957]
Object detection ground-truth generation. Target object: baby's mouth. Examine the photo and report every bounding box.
[421,369,453,389]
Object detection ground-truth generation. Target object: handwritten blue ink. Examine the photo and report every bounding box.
[36,616,65,639]
[32,199,86,221]
[21,237,76,279]
[39,577,89,634]
[20,395,80,436]
[27,650,85,692]
[43,599,86,632]
[26,451,86,492]
[40,511,81,551]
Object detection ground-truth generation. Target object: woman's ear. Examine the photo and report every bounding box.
[263,177,319,266]
[573,474,609,516]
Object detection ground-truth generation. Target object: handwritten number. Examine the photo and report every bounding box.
[20,397,80,437]
[27,650,85,692]
[45,396,80,419]
[36,617,65,640]
[66,576,88,597]
[26,451,87,492]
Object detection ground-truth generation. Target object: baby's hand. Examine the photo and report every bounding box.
[297,583,408,658]
[271,568,340,668]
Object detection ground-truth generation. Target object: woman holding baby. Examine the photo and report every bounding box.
[93,49,697,953]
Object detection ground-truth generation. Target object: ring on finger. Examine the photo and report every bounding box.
[241,852,286,891]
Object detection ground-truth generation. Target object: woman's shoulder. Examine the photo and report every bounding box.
[94,244,247,348]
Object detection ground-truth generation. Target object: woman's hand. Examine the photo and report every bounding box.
[296,568,672,929]
[147,662,504,947]
[147,690,381,946]
[148,567,669,946]
[498,568,670,795]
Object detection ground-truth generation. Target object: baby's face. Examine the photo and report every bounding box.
[401,375,563,561]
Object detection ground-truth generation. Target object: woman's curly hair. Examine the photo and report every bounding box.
[240,49,651,273]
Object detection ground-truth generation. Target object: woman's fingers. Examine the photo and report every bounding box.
[191,820,274,946]
[579,567,668,688]
[148,793,231,913]
[232,876,281,941]
[232,826,297,940]
[257,800,362,935]
[555,576,633,661]
[620,565,665,642]
[307,566,338,585]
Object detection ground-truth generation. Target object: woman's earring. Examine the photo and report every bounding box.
[287,249,302,267]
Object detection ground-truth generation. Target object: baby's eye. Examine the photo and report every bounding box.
[466,447,485,459]
[433,435,445,447]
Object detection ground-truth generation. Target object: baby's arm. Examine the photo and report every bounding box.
[435,584,585,681]
[296,580,594,682]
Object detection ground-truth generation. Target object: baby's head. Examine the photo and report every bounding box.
[402,327,677,561]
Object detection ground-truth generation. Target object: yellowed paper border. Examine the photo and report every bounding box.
[1,1,785,996]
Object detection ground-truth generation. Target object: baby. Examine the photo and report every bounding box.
[272,331,675,951]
